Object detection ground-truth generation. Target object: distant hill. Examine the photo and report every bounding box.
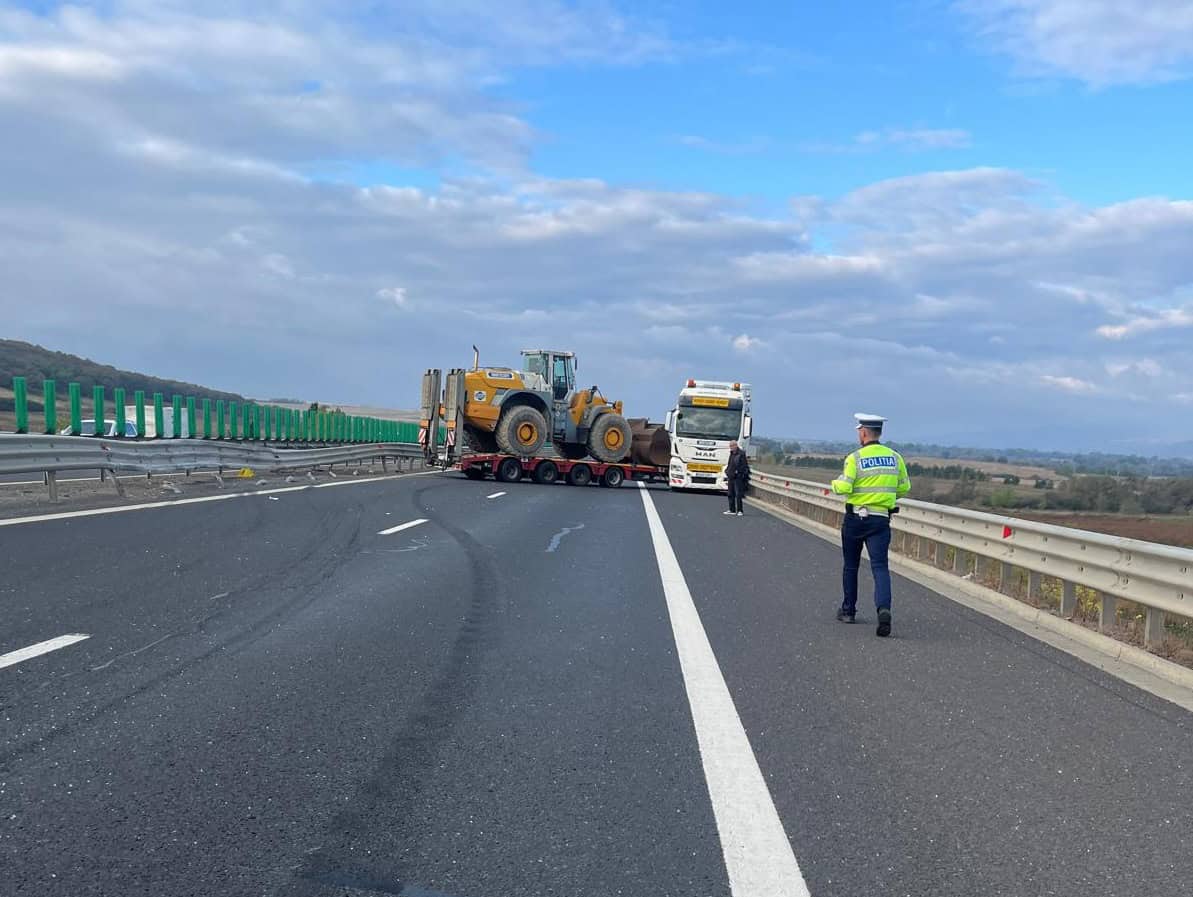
[0,339,243,405]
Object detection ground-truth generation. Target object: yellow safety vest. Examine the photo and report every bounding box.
[830,443,911,513]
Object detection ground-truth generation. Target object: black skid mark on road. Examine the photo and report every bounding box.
[292,480,505,896]
[0,498,368,771]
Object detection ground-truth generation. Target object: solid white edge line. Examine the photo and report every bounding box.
[0,469,441,529]
[487,491,506,499]
[637,483,811,897]
[377,518,429,536]
[0,634,92,670]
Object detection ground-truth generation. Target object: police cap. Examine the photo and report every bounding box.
[854,412,886,431]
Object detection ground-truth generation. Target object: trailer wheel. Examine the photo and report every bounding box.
[496,457,523,483]
[567,463,592,487]
[464,466,486,480]
[600,466,625,488]
[533,460,559,485]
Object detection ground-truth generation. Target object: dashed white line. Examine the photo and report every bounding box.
[0,634,92,670]
[487,491,507,499]
[377,518,428,536]
[638,483,811,897]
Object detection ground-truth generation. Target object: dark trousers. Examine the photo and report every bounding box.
[841,512,892,614]
[728,479,745,513]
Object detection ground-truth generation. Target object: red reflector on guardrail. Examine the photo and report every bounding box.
[1002,525,1013,539]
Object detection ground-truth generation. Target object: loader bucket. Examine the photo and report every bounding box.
[628,419,671,467]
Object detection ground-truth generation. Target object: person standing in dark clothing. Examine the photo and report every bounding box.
[724,440,750,516]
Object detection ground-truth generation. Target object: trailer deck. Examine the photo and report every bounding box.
[454,452,668,488]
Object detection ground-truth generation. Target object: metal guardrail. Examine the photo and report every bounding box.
[750,471,1193,648]
[0,433,423,499]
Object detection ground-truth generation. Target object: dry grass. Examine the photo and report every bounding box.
[1014,512,1193,549]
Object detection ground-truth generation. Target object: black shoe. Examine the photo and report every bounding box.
[836,609,855,624]
[876,608,892,638]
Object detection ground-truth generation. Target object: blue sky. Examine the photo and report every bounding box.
[2,1,1193,453]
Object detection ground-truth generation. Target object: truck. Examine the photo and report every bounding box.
[124,405,190,438]
[664,379,753,491]
[419,349,671,487]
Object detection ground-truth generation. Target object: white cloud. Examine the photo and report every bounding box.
[1097,307,1193,339]
[732,334,762,352]
[377,286,409,308]
[854,128,973,150]
[1039,375,1098,393]
[1106,359,1163,378]
[959,0,1193,86]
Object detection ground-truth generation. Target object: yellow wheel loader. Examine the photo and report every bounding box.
[421,348,634,464]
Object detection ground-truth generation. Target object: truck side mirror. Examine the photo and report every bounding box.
[665,410,675,431]
[743,416,753,437]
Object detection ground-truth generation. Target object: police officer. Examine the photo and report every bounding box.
[831,413,911,637]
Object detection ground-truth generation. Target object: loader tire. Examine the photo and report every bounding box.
[587,413,631,463]
[495,406,549,457]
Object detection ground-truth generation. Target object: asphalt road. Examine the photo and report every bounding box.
[1,472,1190,896]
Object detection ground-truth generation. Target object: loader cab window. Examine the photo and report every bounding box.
[524,354,548,380]
[552,356,572,401]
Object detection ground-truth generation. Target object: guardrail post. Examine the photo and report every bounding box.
[1028,571,1043,604]
[134,390,146,438]
[1060,580,1077,616]
[187,396,197,438]
[46,470,58,502]
[1144,608,1166,648]
[42,379,57,434]
[153,393,165,438]
[172,394,182,438]
[12,377,28,433]
[1099,593,1117,631]
[229,401,239,439]
[69,382,82,434]
[999,561,1016,594]
[202,398,212,439]
[93,386,105,436]
[114,388,126,437]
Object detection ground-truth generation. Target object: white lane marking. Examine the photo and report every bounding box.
[487,491,506,499]
[377,518,428,536]
[546,523,585,553]
[638,483,811,897]
[0,634,92,670]
[0,469,441,529]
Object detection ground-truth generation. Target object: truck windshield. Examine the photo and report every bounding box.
[675,407,742,441]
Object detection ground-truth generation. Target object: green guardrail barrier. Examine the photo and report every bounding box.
[43,378,56,435]
[135,390,146,438]
[13,376,28,434]
[8,377,422,446]
[154,393,165,438]
[114,388,126,437]
[69,382,81,435]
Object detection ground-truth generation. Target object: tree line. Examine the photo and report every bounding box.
[1,339,243,404]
